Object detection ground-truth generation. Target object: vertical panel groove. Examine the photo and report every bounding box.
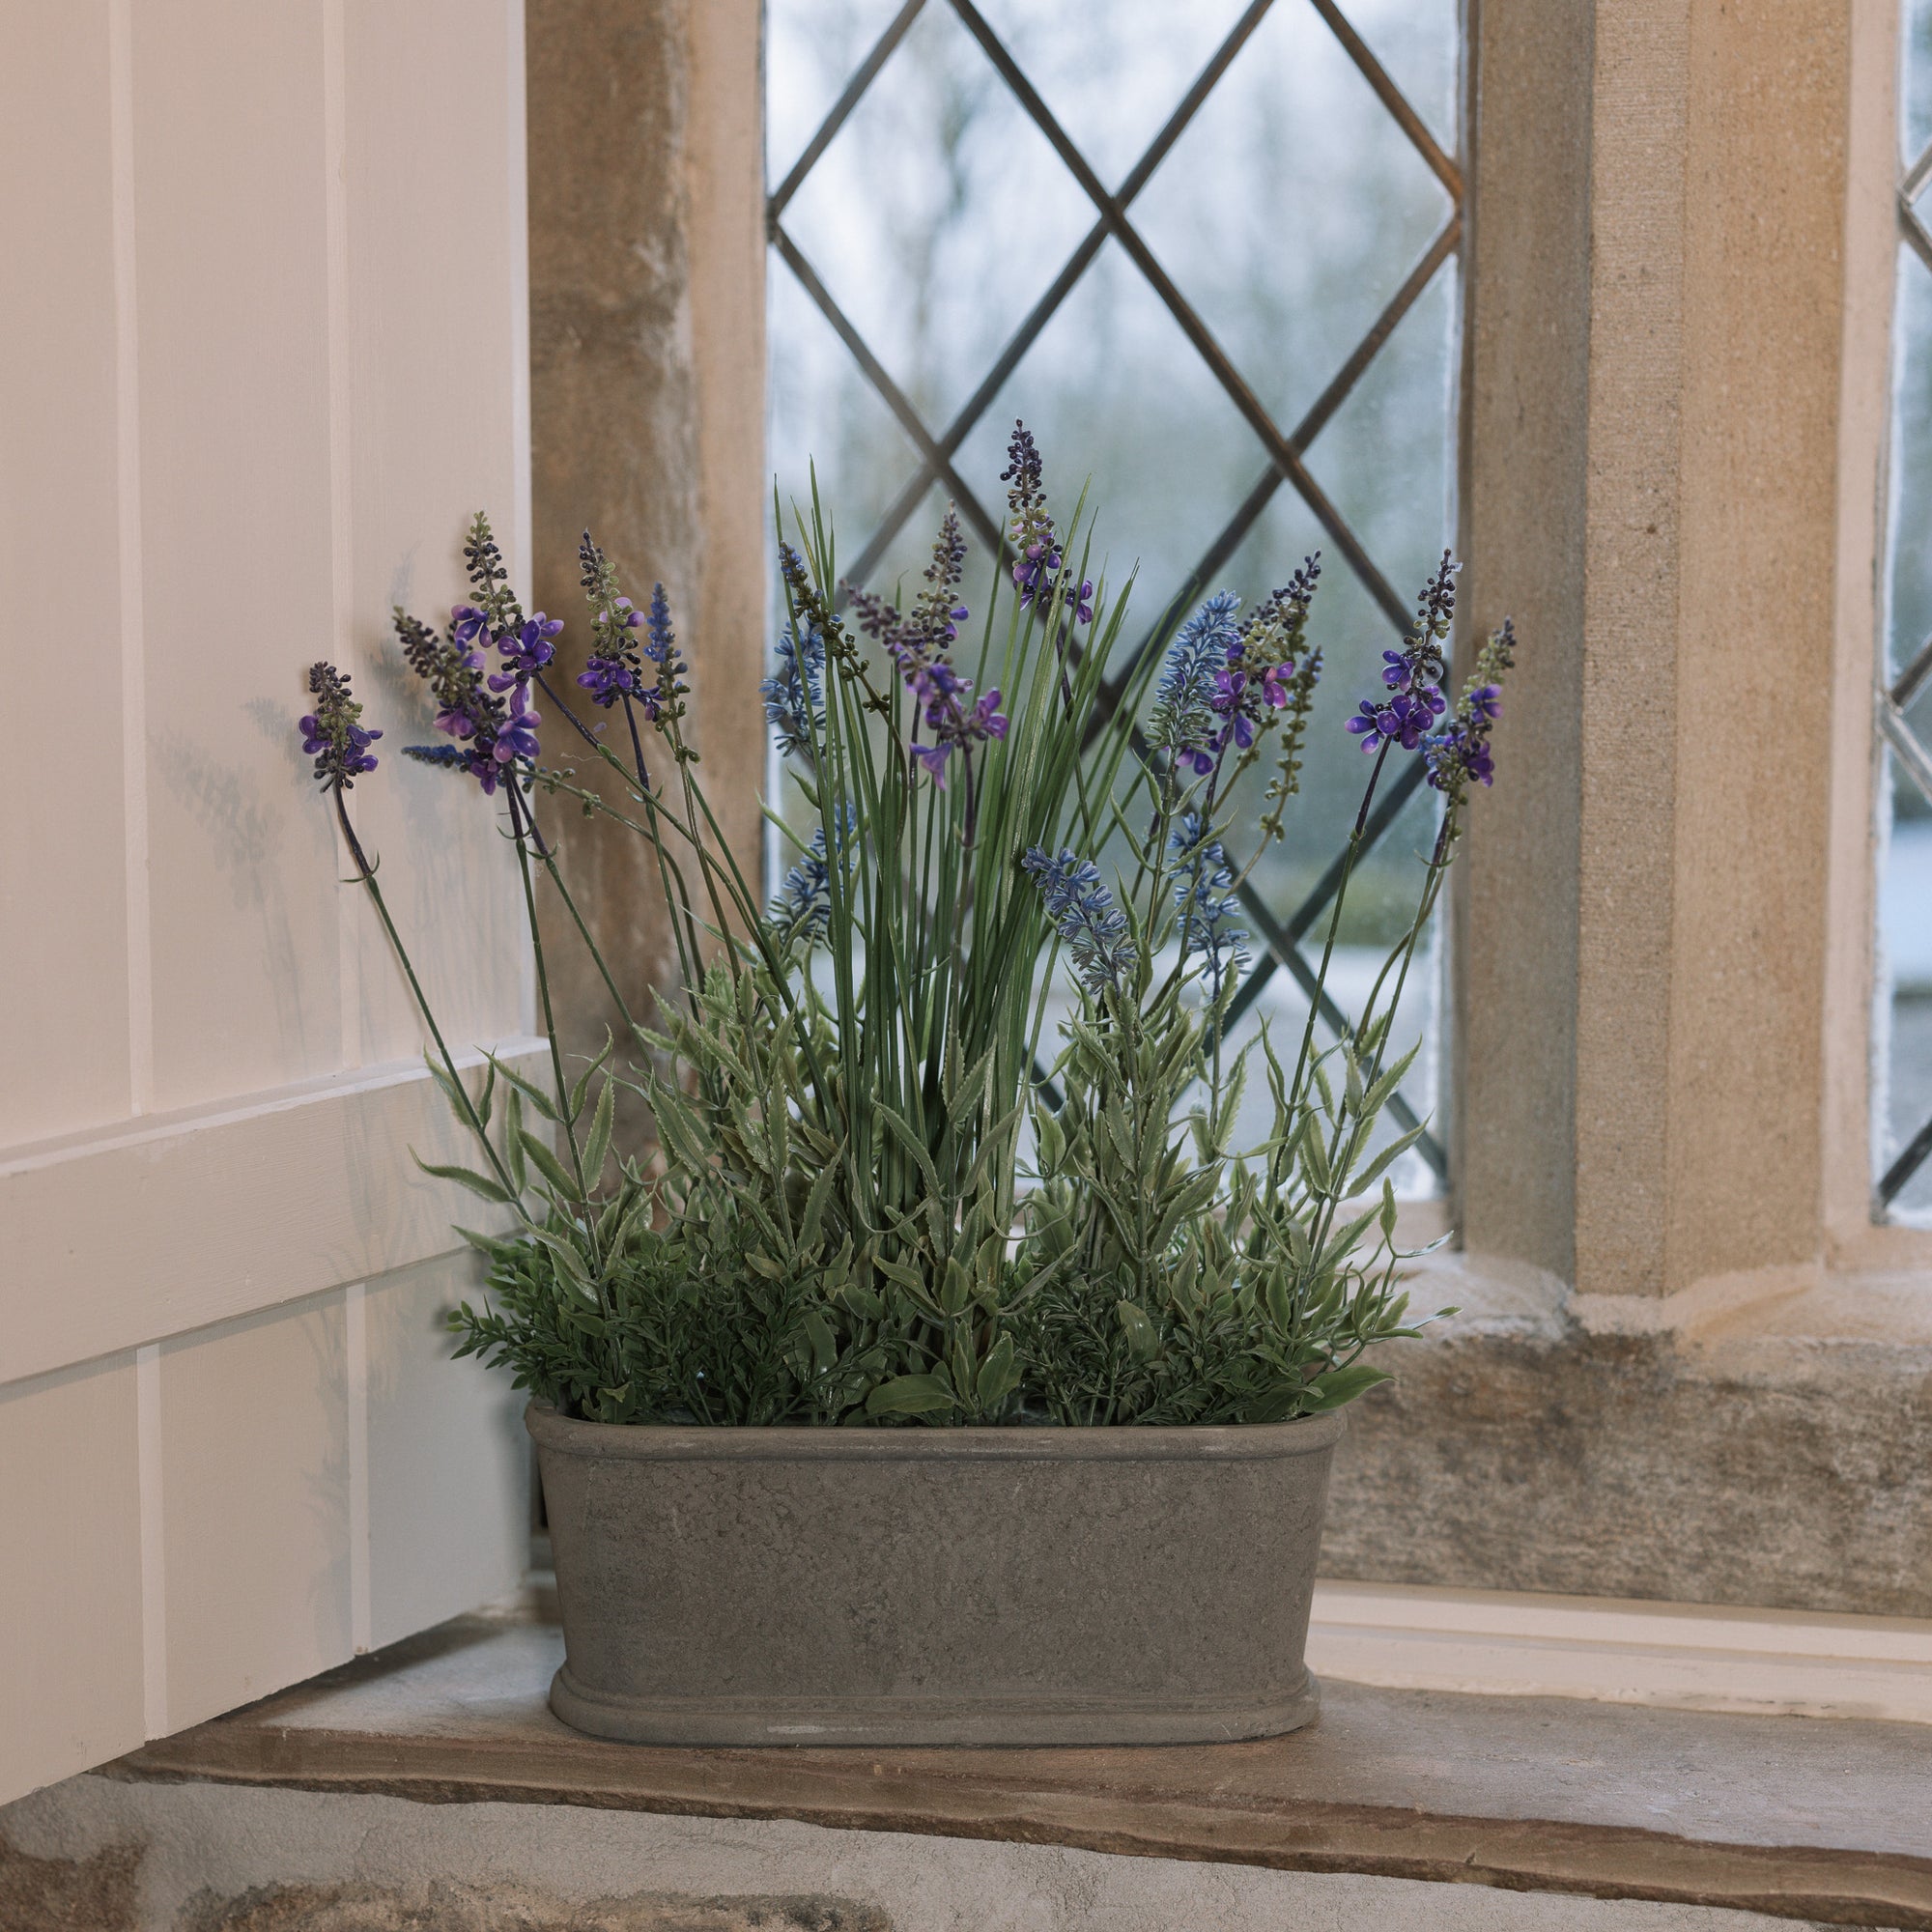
[108,0,153,1118]
[323,0,361,1071]
[135,1342,167,1737]
[346,1281,371,1652]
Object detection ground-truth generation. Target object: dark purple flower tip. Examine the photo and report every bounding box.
[301,663,382,788]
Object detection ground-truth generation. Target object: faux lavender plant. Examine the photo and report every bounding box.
[300,428,1517,1427]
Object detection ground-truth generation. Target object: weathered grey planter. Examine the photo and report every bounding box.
[527,1403,1344,1747]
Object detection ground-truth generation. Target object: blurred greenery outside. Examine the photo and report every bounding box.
[763,0,1463,1184]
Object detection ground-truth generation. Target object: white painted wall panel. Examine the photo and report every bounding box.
[0,0,134,1142]
[343,0,531,1067]
[158,1294,353,1734]
[0,1360,145,1798]
[1,0,531,1809]
[132,0,345,1112]
[364,1255,528,1651]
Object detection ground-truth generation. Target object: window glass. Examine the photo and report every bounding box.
[1880,0,1932,1220]
[767,0,1462,1190]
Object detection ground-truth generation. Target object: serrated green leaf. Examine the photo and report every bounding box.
[582,1075,616,1191]
[520,1128,579,1200]
[412,1151,514,1206]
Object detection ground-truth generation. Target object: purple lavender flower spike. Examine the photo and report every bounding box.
[845,505,1004,786]
[1425,625,1517,799]
[299,662,382,789]
[1022,846,1132,998]
[491,611,561,689]
[1002,422,1065,612]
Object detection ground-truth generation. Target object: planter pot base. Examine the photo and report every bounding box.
[529,1404,1344,1750]
[549,1661,1321,1747]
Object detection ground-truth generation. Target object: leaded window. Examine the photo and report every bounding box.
[766,0,1463,1189]
[1880,0,1932,1219]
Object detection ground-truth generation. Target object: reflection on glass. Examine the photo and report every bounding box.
[768,0,1461,1195]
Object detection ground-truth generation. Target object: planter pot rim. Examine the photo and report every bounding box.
[525,1400,1344,1463]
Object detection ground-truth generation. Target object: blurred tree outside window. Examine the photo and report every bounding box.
[766,0,1463,1193]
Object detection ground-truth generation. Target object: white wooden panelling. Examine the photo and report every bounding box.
[0,1359,146,1795]
[1308,1580,1932,1723]
[133,0,346,1113]
[0,1043,545,1388]
[365,1255,529,1652]
[2,0,533,1808]
[0,0,135,1143]
[158,1293,353,1733]
[342,0,531,1066]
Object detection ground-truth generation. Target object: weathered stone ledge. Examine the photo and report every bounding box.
[1325,1255,1932,1617]
[51,1593,1932,1929]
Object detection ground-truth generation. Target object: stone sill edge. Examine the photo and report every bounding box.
[104,1734,1932,1932]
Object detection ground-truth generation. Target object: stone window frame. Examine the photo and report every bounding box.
[527,0,1932,1612]
[1452,0,1931,1307]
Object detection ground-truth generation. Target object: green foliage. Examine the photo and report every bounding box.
[332,461,1506,1427]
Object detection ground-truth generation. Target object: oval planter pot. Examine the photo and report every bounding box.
[527,1402,1344,1747]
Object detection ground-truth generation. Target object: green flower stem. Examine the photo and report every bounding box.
[1286,738,1392,1119]
[329,786,520,1204]
[506,785,596,1246]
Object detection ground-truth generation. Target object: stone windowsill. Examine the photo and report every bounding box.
[100,1584,1932,1930]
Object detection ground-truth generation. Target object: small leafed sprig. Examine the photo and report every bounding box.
[1023,847,1133,998]
[299,663,381,789]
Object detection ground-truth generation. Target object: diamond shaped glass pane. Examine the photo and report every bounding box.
[780,2,1097,426]
[966,0,1259,188]
[1341,0,1462,154]
[767,0,921,185]
[767,0,1461,1192]
[1907,0,1932,168]
[1129,0,1452,435]
[948,236,1274,605]
[1879,12,1932,1221]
